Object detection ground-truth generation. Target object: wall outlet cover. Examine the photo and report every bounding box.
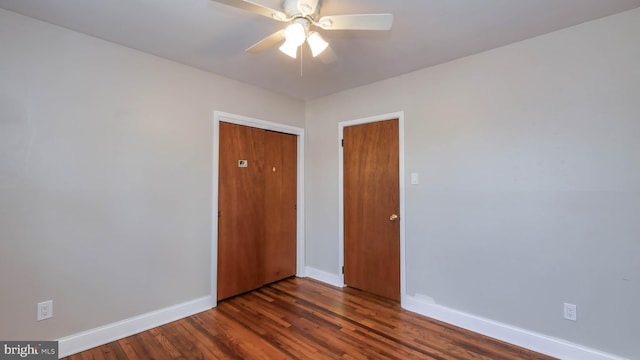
[37,300,53,321]
[563,302,577,321]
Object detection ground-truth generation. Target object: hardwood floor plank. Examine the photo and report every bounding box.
[63,278,556,360]
[218,296,327,359]
[266,282,465,359]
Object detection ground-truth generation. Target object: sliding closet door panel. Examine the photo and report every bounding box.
[217,122,265,300]
[263,131,298,284]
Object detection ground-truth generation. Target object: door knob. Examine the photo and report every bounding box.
[389,214,398,221]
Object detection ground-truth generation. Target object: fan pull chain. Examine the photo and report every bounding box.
[300,45,303,77]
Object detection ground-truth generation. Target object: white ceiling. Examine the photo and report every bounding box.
[1,0,639,100]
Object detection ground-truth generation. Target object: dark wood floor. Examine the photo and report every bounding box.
[64,277,556,359]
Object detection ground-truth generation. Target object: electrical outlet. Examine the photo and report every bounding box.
[37,300,53,321]
[563,302,577,321]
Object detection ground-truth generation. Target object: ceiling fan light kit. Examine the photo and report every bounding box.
[278,18,328,58]
[285,20,307,45]
[212,0,393,60]
[307,31,329,57]
[280,19,308,58]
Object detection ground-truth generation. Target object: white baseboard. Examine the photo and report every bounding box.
[403,295,628,360]
[57,295,214,358]
[304,266,344,288]
[56,280,627,360]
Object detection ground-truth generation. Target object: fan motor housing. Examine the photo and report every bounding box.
[283,0,321,19]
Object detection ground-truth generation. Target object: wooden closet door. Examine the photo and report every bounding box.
[263,130,297,284]
[217,122,265,300]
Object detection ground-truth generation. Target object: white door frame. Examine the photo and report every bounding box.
[338,111,406,304]
[212,111,305,306]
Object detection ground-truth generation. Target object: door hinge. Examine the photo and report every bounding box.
[341,139,344,147]
[218,211,221,218]
[342,266,344,274]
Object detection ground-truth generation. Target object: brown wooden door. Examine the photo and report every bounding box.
[217,122,265,300]
[263,130,297,284]
[218,123,297,300]
[343,119,400,301]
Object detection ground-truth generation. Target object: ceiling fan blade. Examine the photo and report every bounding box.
[316,14,393,31]
[212,0,290,22]
[245,29,286,53]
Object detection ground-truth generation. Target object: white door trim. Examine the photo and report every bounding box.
[212,111,305,306]
[338,111,406,304]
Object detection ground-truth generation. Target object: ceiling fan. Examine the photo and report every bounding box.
[212,0,393,59]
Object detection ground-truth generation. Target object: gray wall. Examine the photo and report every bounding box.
[305,8,640,359]
[2,5,639,359]
[0,9,304,340]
